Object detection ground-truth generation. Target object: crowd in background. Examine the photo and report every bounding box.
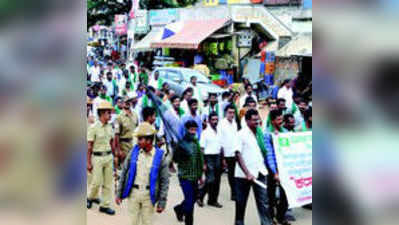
[86,43,312,225]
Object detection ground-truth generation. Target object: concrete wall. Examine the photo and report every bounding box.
[177,6,231,21]
[274,57,299,84]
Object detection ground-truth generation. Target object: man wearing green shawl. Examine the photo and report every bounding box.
[114,97,123,115]
[129,65,137,85]
[234,109,273,225]
[149,71,164,90]
[263,109,293,225]
[98,85,112,103]
[139,68,149,86]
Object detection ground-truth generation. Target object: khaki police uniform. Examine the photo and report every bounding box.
[115,110,139,158]
[87,121,93,191]
[87,121,114,208]
[128,147,156,225]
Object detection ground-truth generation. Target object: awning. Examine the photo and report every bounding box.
[132,28,163,52]
[151,18,231,49]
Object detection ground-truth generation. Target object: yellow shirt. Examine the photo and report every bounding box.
[135,148,155,187]
[114,110,139,139]
[87,121,114,152]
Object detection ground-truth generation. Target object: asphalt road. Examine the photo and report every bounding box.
[87,174,312,225]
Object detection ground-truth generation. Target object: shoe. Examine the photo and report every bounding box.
[303,204,312,210]
[99,207,115,215]
[285,214,296,222]
[197,199,204,208]
[87,199,92,209]
[278,220,291,225]
[92,198,101,205]
[174,206,184,222]
[208,202,223,208]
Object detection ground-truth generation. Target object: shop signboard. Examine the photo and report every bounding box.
[237,30,254,47]
[149,9,179,26]
[263,0,302,5]
[303,0,312,9]
[203,0,250,6]
[203,0,219,5]
[129,0,140,19]
[134,10,149,34]
[115,15,128,35]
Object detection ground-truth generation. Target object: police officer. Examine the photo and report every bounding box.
[87,101,117,215]
[114,93,139,165]
[116,122,170,225]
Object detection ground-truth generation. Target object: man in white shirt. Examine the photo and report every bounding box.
[104,46,112,59]
[202,93,223,121]
[240,98,258,131]
[235,109,273,225]
[90,61,101,83]
[188,76,203,103]
[103,62,113,78]
[112,65,123,81]
[180,87,194,116]
[218,104,240,201]
[121,44,127,59]
[220,91,232,113]
[277,79,294,112]
[198,112,223,208]
[240,84,257,108]
[118,70,129,96]
[103,72,117,99]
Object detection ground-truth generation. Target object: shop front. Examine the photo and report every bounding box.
[150,18,236,87]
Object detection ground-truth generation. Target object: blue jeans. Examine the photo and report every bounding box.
[235,174,273,225]
[175,178,198,225]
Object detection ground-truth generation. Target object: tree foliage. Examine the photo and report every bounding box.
[87,0,131,29]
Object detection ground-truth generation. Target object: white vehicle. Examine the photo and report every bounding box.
[151,67,225,97]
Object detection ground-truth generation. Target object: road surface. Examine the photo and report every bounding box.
[87,174,312,225]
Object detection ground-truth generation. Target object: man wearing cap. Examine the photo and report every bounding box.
[116,122,170,225]
[92,85,112,120]
[114,94,139,165]
[87,101,118,215]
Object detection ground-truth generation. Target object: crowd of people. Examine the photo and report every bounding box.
[86,47,312,225]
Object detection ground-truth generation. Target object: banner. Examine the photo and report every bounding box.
[272,131,312,208]
[135,10,149,34]
[127,20,135,61]
[263,0,302,5]
[115,15,128,35]
[149,9,179,26]
[129,0,140,19]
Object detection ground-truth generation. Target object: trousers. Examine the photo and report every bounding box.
[199,154,222,204]
[87,154,113,208]
[267,175,289,222]
[235,174,273,225]
[128,188,155,225]
[225,157,236,200]
[175,179,198,225]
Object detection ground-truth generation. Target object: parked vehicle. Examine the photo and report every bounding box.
[151,67,225,97]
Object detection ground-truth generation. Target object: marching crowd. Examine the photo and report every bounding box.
[86,50,312,225]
